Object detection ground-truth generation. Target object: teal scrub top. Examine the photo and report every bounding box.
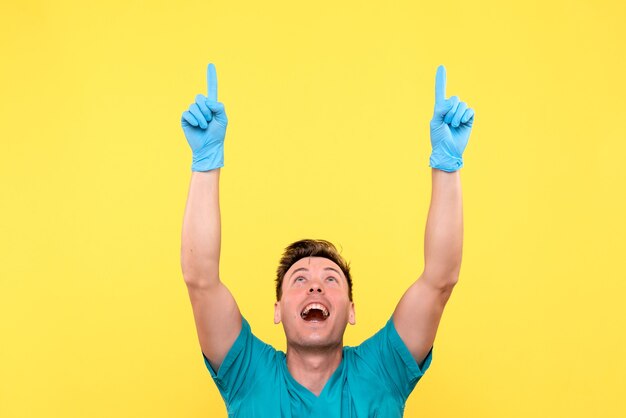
[202,316,433,417]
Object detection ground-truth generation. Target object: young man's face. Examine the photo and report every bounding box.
[274,256,355,350]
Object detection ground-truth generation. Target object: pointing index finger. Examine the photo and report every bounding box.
[207,63,218,101]
[435,65,446,103]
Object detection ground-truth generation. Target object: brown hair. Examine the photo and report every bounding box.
[275,239,353,301]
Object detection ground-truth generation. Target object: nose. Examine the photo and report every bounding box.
[308,281,323,294]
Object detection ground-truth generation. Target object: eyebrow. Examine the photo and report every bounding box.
[290,267,342,278]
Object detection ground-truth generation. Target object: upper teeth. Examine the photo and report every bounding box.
[302,303,329,318]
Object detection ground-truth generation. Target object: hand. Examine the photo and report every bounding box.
[181,63,229,172]
[429,65,475,172]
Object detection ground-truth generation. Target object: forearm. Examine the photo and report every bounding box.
[422,168,463,286]
[181,169,221,285]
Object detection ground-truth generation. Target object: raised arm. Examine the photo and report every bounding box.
[180,63,241,373]
[393,65,475,367]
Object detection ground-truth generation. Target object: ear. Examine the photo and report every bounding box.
[274,301,281,324]
[348,301,356,325]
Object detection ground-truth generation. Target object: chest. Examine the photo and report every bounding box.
[231,373,404,418]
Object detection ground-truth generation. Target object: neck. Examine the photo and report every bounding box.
[285,342,343,396]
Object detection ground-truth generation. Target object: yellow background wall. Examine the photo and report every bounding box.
[1,1,625,417]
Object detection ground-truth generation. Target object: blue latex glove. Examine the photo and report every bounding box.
[429,65,475,172]
[181,63,229,172]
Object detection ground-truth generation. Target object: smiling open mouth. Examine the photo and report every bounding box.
[300,303,330,321]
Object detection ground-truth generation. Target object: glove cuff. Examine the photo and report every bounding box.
[429,151,463,172]
[192,143,224,172]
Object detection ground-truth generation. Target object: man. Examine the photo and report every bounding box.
[180,63,474,417]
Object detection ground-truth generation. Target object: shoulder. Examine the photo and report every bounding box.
[206,318,287,415]
[346,317,434,398]
[204,316,279,381]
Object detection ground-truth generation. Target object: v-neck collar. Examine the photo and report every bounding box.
[279,349,347,403]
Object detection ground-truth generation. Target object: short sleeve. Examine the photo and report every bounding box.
[353,316,433,399]
[201,316,276,407]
